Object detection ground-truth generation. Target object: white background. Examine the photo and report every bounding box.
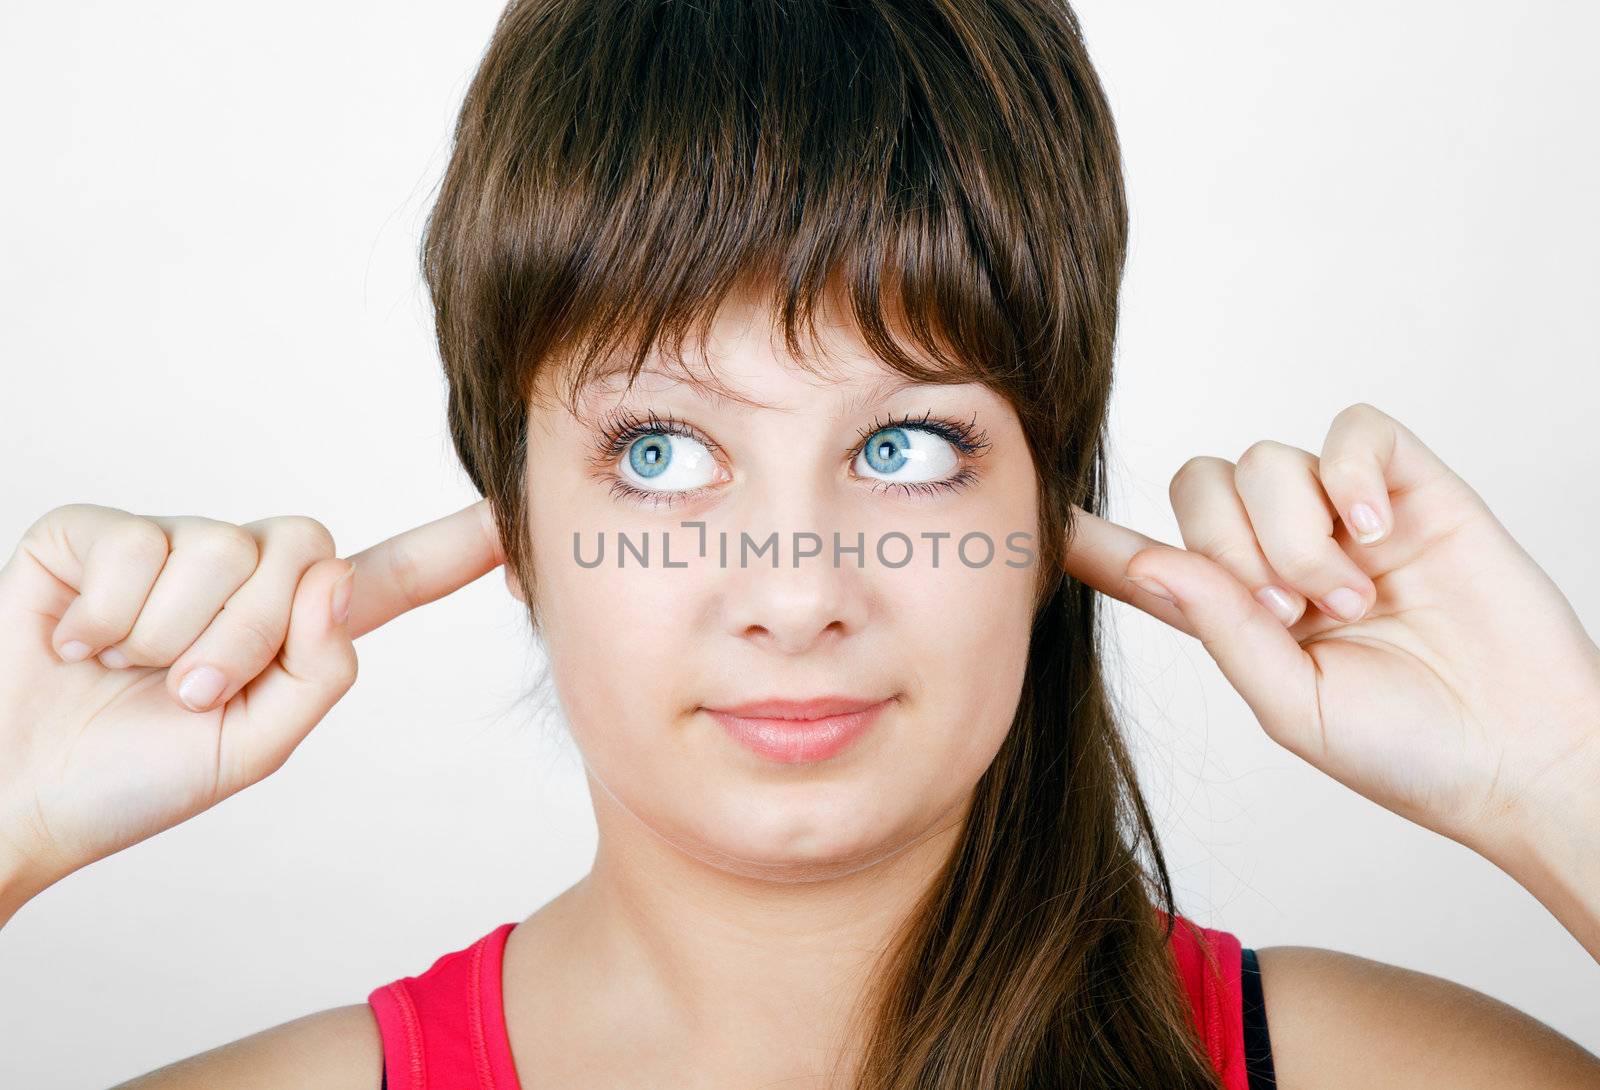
[2,1,1596,1084]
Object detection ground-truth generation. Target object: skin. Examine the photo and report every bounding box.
[2,287,1598,1085]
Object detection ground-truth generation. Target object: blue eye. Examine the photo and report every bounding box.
[628,434,670,478]
[590,407,990,509]
[853,425,960,484]
[620,431,717,492]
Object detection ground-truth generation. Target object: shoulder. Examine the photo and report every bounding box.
[1254,945,1600,1089]
[107,1002,382,1089]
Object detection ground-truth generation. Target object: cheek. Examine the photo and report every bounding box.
[526,462,676,628]
[891,557,1034,765]
[536,564,695,721]
[522,470,699,739]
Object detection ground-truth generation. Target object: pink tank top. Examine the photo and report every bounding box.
[367,912,1251,1089]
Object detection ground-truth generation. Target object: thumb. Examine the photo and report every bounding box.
[222,557,360,788]
[1126,546,1319,751]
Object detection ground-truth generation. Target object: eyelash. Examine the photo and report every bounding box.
[587,407,991,509]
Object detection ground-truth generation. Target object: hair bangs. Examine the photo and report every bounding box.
[425,0,1105,422]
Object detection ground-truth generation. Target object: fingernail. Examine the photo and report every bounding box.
[1254,585,1300,626]
[177,665,227,711]
[1320,587,1367,622]
[330,564,356,626]
[1129,576,1176,604]
[1347,503,1385,544]
[99,647,130,669]
[58,640,92,663]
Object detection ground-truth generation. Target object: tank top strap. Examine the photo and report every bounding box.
[1158,908,1249,1090]
[367,921,522,1090]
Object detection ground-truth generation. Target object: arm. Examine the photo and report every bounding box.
[0,861,34,932]
[1,854,388,1089]
[1255,720,1600,1088]
[0,503,499,1082]
[1062,403,1600,1074]
[106,1003,385,1090]
[1256,945,1600,1089]
[1470,750,1600,968]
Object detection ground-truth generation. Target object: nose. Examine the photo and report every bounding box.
[716,491,872,656]
[722,556,869,654]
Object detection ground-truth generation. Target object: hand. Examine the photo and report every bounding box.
[1063,402,1600,857]
[0,499,503,908]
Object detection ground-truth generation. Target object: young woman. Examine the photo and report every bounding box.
[4,0,1598,1086]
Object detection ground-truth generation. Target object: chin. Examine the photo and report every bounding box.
[681,834,927,884]
[667,789,936,884]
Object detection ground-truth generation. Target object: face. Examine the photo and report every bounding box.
[515,287,1040,882]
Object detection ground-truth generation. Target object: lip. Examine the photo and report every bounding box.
[702,695,895,764]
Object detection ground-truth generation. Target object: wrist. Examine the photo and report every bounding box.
[1473,764,1600,964]
[0,861,36,929]
[0,875,28,929]
[0,836,52,929]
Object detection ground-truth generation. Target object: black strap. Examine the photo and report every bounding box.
[1240,946,1278,1088]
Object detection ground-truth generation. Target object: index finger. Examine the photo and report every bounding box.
[1061,503,1196,634]
[339,499,506,639]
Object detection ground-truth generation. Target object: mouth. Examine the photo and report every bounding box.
[704,695,892,719]
[700,694,897,764]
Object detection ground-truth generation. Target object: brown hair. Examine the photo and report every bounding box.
[423,0,1225,1085]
